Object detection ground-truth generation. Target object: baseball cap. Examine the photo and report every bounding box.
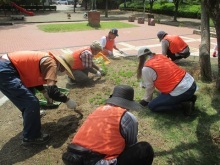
[109,28,119,36]
[137,47,152,57]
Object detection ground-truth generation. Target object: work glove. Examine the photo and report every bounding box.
[99,68,104,75]
[139,100,149,107]
[95,71,102,78]
[47,85,68,103]
[43,91,53,104]
[66,99,77,109]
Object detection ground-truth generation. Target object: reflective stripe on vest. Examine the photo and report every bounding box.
[72,47,91,70]
[72,105,126,160]
[164,35,187,53]
[145,54,186,93]
[8,51,51,87]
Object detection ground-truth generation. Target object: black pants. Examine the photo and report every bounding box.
[167,49,190,61]
[62,143,105,165]
[117,142,154,165]
[62,142,154,165]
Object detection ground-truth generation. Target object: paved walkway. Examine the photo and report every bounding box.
[0,8,217,105]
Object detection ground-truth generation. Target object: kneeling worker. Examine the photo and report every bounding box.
[62,85,154,165]
[67,40,104,86]
[157,30,190,62]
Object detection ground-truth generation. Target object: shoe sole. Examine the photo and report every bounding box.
[22,136,51,146]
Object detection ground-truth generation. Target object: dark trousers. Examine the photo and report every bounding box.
[167,49,190,61]
[0,60,41,139]
[62,142,154,165]
[117,142,154,165]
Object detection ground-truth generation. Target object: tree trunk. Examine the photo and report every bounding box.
[215,16,220,89]
[199,0,212,82]
[173,3,178,21]
[105,0,108,18]
[149,1,153,14]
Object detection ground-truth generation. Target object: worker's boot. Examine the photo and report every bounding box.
[182,95,197,116]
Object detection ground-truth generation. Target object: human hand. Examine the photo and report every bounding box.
[95,71,102,78]
[66,99,77,109]
[139,100,149,107]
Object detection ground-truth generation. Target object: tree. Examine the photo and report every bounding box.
[148,0,156,14]
[173,0,182,21]
[204,0,220,89]
[199,0,212,81]
[104,0,108,17]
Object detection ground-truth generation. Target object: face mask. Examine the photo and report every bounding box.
[146,55,152,60]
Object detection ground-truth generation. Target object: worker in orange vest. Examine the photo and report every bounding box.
[0,51,77,145]
[67,40,104,86]
[62,85,154,165]
[157,31,190,62]
[137,47,197,116]
[100,28,124,57]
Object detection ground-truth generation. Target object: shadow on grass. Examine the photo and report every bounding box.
[0,114,82,164]
[153,109,219,164]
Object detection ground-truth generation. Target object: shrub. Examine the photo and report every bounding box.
[120,2,201,19]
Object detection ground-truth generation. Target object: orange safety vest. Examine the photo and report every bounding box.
[72,47,91,70]
[163,35,187,54]
[72,105,126,160]
[8,51,53,88]
[104,36,114,51]
[145,54,186,94]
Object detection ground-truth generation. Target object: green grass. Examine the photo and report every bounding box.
[37,21,138,32]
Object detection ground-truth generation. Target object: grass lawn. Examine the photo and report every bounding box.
[37,21,138,32]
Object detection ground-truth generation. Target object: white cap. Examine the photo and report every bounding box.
[137,47,152,57]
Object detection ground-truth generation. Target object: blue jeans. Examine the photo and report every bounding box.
[148,81,197,112]
[0,60,41,139]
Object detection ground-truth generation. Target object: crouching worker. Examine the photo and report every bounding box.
[67,40,104,86]
[137,47,197,116]
[62,85,154,165]
[0,51,77,145]
[157,31,190,62]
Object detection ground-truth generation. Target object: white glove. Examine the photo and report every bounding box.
[43,92,53,104]
[95,71,102,78]
[99,68,104,75]
[66,99,77,109]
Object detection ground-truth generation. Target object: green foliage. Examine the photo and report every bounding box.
[120,2,201,19]
[93,57,108,75]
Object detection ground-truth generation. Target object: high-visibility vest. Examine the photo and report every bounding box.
[73,105,126,160]
[8,51,52,87]
[104,36,114,51]
[145,54,186,93]
[164,35,188,53]
[72,47,91,70]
